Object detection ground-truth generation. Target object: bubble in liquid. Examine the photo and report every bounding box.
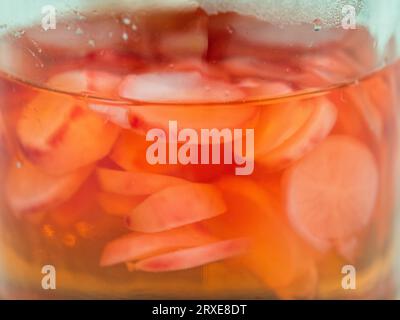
[122,17,131,25]
[75,27,84,35]
[313,18,322,31]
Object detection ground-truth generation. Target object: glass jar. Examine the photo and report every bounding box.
[0,0,399,299]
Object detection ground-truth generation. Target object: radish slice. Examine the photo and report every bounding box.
[133,238,249,272]
[119,71,244,103]
[26,19,125,54]
[213,176,317,289]
[87,71,259,132]
[283,135,379,242]
[17,71,121,175]
[96,168,188,196]
[110,131,180,175]
[100,225,217,267]
[97,192,144,217]
[5,159,91,215]
[126,183,226,233]
[255,97,337,170]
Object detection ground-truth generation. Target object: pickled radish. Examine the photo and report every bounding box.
[110,131,181,176]
[87,71,259,132]
[100,225,217,267]
[238,78,292,99]
[5,159,91,214]
[47,70,122,96]
[17,71,121,174]
[284,135,379,243]
[96,168,188,196]
[255,97,337,170]
[213,177,317,290]
[126,183,226,233]
[133,238,249,272]
[119,71,244,103]
[97,192,145,217]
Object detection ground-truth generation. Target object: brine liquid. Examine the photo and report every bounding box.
[0,9,399,299]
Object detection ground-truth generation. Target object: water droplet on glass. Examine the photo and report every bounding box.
[75,27,83,35]
[122,17,131,25]
[131,23,138,31]
[13,30,25,38]
[122,32,129,41]
[313,19,322,31]
[88,39,96,47]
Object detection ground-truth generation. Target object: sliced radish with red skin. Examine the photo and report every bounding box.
[96,168,189,196]
[5,159,91,215]
[97,192,145,217]
[89,100,259,134]
[255,97,337,170]
[110,131,180,175]
[283,135,379,243]
[100,225,217,267]
[119,71,245,103]
[133,238,249,272]
[238,79,292,99]
[17,71,121,175]
[25,19,125,54]
[126,183,226,233]
[47,70,122,97]
[211,176,317,289]
[87,71,259,132]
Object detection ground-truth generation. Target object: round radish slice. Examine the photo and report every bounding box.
[119,71,244,103]
[97,192,145,217]
[133,238,249,272]
[255,96,337,170]
[283,135,379,243]
[96,168,188,196]
[100,225,217,267]
[213,176,317,289]
[109,131,179,175]
[126,183,226,233]
[17,71,121,175]
[5,159,91,215]
[25,19,125,55]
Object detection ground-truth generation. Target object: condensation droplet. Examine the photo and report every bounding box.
[131,23,138,31]
[88,39,96,47]
[122,17,131,25]
[313,19,322,31]
[122,32,129,41]
[75,27,83,35]
[13,30,25,38]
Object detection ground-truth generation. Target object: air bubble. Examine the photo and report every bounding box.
[75,27,84,35]
[88,39,96,47]
[122,17,131,25]
[313,19,322,31]
[122,32,129,41]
